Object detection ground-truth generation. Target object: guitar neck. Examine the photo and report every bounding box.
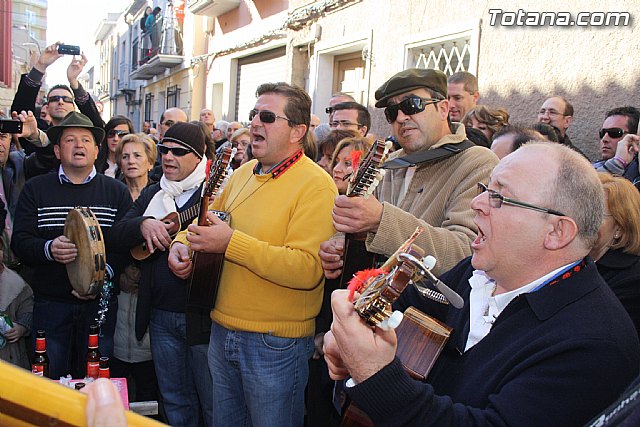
[178,202,200,225]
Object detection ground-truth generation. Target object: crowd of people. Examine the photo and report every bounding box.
[1,42,640,427]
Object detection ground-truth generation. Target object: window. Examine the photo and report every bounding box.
[166,85,180,108]
[405,29,478,77]
[144,93,154,122]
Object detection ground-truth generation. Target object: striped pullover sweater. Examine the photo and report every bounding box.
[12,171,132,303]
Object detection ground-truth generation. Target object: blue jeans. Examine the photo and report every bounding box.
[209,321,314,427]
[150,309,213,427]
[32,296,117,379]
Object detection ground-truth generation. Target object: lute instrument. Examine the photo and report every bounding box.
[187,146,235,311]
[338,139,393,289]
[341,227,455,426]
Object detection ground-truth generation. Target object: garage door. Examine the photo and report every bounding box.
[235,47,287,122]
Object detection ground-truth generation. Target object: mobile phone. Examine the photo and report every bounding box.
[0,120,23,134]
[58,44,81,55]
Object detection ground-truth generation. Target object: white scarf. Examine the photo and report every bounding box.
[143,157,208,219]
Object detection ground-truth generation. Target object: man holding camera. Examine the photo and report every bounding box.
[11,42,103,153]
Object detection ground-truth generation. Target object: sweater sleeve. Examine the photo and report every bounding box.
[348,336,636,427]
[223,184,337,291]
[74,82,105,130]
[10,180,51,266]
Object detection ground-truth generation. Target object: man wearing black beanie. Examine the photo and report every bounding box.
[110,121,213,426]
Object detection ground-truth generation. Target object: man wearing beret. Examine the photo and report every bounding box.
[320,68,499,279]
[11,111,132,379]
[109,122,213,426]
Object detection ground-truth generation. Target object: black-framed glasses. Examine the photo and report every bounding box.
[107,129,129,138]
[48,95,74,104]
[325,106,334,115]
[384,96,442,123]
[538,108,566,117]
[329,120,362,128]
[476,183,566,216]
[599,127,626,139]
[249,109,292,124]
[162,120,175,128]
[157,144,194,157]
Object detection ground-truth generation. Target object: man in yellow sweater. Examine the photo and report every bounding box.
[169,82,337,426]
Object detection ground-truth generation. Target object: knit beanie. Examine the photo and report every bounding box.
[162,122,205,159]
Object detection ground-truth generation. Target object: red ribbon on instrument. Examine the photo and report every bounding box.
[347,268,386,302]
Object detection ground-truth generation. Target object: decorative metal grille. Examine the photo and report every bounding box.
[409,35,472,76]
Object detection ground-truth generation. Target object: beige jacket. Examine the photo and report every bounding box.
[367,124,499,276]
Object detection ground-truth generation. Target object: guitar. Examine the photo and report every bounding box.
[187,146,235,311]
[341,227,454,426]
[130,204,201,261]
[338,139,393,289]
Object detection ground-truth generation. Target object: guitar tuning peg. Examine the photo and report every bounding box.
[422,255,436,270]
[378,310,404,331]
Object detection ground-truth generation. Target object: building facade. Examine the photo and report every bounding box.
[92,0,639,159]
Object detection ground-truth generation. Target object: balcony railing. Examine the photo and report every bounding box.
[187,0,240,16]
[130,8,184,80]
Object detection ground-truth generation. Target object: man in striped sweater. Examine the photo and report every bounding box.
[12,112,131,379]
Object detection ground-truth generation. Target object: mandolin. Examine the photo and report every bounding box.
[338,139,393,289]
[187,146,235,311]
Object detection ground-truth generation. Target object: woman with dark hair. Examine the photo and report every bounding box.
[462,105,510,142]
[96,115,134,178]
[316,129,359,174]
[592,173,640,336]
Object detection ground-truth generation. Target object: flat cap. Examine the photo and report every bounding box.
[375,68,448,108]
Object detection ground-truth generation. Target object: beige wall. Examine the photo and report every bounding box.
[293,0,639,159]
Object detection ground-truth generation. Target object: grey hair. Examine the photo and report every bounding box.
[523,142,603,247]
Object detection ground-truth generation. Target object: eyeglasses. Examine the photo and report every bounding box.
[329,120,362,128]
[476,183,566,216]
[538,109,566,117]
[384,96,442,123]
[249,109,292,124]
[107,129,129,138]
[48,95,74,104]
[325,107,334,115]
[599,127,626,139]
[157,144,194,157]
[162,120,175,128]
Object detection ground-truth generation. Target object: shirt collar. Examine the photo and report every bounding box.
[253,149,303,179]
[58,166,97,184]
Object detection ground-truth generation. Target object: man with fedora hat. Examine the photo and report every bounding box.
[110,121,213,426]
[11,111,132,379]
[320,68,499,280]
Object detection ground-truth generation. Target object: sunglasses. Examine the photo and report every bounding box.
[107,129,129,138]
[249,109,292,124]
[48,95,74,104]
[384,96,442,123]
[599,127,626,139]
[157,144,194,157]
[325,106,334,115]
[162,120,175,128]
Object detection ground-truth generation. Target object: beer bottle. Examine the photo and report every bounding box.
[98,356,110,379]
[32,330,49,378]
[86,325,101,379]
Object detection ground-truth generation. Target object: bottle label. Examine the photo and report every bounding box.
[35,337,46,352]
[99,368,110,379]
[32,365,44,376]
[88,334,98,348]
[87,362,100,378]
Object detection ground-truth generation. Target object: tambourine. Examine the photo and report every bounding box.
[64,207,105,296]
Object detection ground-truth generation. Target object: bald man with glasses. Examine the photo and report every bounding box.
[320,68,498,279]
[323,142,639,426]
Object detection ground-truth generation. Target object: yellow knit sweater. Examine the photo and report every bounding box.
[174,155,337,338]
